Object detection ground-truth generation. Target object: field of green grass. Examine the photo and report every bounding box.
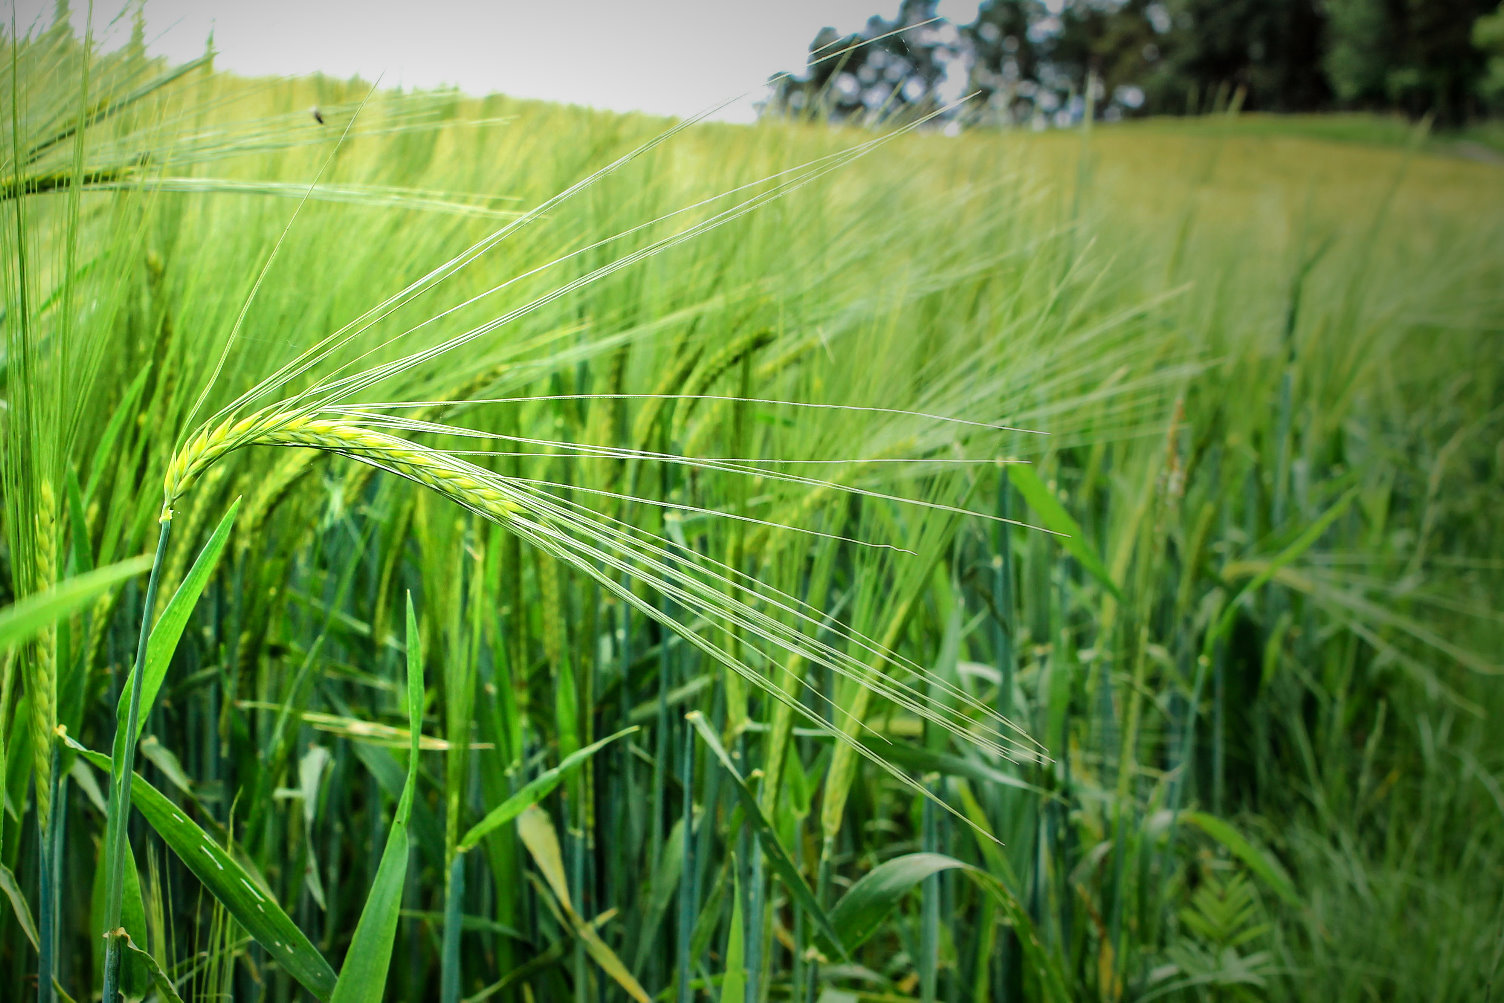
[3,25,1502,1003]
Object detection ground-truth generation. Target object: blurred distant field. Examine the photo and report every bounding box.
[3,36,1502,1003]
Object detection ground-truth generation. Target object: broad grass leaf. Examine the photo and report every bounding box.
[63,734,338,1000]
[119,836,152,1000]
[686,711,846,959]
[826,852,967,951]
[331,595,425,1002]
[120,930,187,1003]
[87,835,151,1002]
[118,498,241,749]
[517,805,572,906]
[0,555,150,651]
[331,823,410,1003]
[1007,464,1121,600]
[0,864,40,951]
[458,726,637,851]
[822,852,1070,1002]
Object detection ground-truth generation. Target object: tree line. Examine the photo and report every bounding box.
[766,0,1504,128]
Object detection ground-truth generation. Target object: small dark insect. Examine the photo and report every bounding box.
[310,106,324,125]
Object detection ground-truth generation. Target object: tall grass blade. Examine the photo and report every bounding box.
[631,816,686,976]
[1006,464,1120,601]
[63,734,338,998]
[330,595,424,1003]
[0,557,151,651]
[120,500,241,746]
[719,852,746,1003]
[101,520,172,1003]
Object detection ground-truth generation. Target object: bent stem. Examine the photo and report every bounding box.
[100,516,172,1003]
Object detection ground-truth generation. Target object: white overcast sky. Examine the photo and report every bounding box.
[11,1,984,122]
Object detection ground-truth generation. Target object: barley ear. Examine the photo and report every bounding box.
[28,481,58,829]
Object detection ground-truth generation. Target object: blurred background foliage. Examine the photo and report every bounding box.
[768,0,1504,128]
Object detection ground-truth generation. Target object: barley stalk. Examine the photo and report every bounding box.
[28,481,58,830]
[537,548,567,670]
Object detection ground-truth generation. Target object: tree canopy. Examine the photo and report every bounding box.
[766,0,1504,127]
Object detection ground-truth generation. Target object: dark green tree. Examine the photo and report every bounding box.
[766,0,1501,127]
[1325,0,1496,122]
[1050,0,1179,115]
[1391,0,1496,121]
[1324,0,1392,104]
[1154,0,1328,112]
[1476,3,1504,109]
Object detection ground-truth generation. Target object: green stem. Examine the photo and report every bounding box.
[100,516,172,1003]
[38,739,61,1003]
[804,836,835,1003]
[675,716,695,1003]
[440,853,464,1003]
[920,776,938,1003]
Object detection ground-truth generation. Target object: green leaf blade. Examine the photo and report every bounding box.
[687,712,847,959]
[458,726,637,852]
[65,736,338,1000]
[1007,464,1121,600]
[119,498,241,748]
[0,555,151,651]
[331,593,426,1002]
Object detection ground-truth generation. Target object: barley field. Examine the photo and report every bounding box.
[2,24,1502,1003]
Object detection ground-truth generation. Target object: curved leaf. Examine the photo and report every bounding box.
[459,726,638,852]
[827,852,969,951]
[63,733,338,999]
[518,806,651,1003]
[822,852,1071,1003]
[687,711,847,959]
[332,594,425,1002]
[122,498,240,746]
[1008,464,1121,600]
